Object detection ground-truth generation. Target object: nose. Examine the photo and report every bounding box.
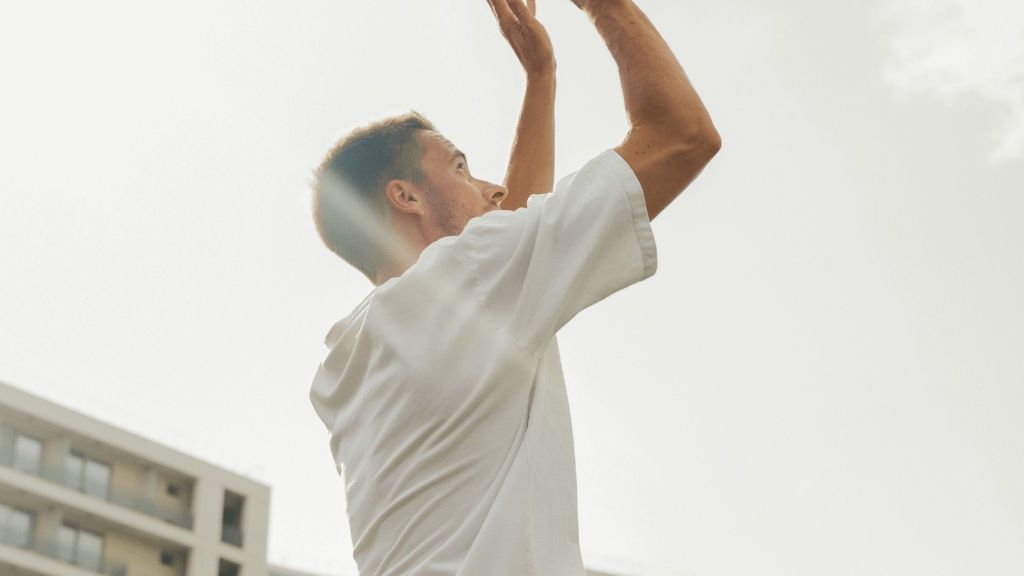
[484,183,506,206]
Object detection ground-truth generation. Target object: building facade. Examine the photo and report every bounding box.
[0,380,270,576]
[0,380,632,576]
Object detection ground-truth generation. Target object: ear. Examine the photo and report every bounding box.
[384,179,425,217]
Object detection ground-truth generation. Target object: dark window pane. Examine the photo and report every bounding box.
[218,559,240,576]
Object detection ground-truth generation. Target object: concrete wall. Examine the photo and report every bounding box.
[111,459,142,495]
[0,380,272,576]
[156,473,193,516]
[106,532,186,576]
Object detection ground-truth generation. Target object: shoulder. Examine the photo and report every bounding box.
[464,149,643,239]
[558,148,643,199]
[324,291,375,349]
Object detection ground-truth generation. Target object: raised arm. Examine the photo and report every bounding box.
[487,0,556,211]
[576,0,720,220]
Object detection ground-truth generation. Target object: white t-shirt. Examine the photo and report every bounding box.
[310,149,657,576]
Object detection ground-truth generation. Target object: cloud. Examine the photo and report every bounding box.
[879,0,1024,162]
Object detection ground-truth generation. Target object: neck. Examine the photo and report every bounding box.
[374,231,428,286]
[374,260,409,286]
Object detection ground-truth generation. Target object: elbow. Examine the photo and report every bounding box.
[688,118,721,159]
[671,121,721,164]
[704,125,722,157]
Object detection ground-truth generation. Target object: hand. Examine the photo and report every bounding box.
[486,0,555,77]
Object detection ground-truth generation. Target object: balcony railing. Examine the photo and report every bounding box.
[0,446,194,530]
[0,533,128,576]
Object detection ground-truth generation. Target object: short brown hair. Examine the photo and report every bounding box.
[312,111,437,282]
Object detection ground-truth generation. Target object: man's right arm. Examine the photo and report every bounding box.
[577,0,721,220]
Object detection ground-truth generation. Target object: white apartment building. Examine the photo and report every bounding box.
[0,379,272,576]
[0,379,631,576]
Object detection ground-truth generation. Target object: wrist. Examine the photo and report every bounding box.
[581,0,632,17]
[525,67,556,88]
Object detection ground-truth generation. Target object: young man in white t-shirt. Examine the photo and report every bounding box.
[309,1,720,574]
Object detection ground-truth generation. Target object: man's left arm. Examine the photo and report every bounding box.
[487,0,556,211]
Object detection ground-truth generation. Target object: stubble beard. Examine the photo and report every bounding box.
[424,183,475,238]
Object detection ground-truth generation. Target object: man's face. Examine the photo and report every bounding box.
[416,130,506,238]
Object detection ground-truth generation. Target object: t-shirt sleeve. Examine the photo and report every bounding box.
[467,149,657,356]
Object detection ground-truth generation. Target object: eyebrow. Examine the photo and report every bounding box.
[450,149,467,164]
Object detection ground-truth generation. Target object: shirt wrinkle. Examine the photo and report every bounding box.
[472,228,543,360]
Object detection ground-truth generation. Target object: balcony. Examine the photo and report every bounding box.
[0,534,127,576]
[0,446,193,530]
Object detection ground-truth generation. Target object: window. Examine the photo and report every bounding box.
[221,490,245,547]
[55,523,103,571]
[56,524,77,563]
[63,450,110,500]
[13,434,42,476]
[64,451,85,490]
[167,483,180,496]
[0,503,35,549]
[83,459,110,499]
[218,558,240,576]
[77,530,103,571]
[161,551,175,565]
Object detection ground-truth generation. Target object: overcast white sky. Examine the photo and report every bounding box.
[1,1,1022,575]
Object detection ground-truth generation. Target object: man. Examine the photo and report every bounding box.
[309,0,720,574]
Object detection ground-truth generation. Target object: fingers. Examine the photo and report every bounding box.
[487,0,518,31]
[488,0,539,35]
[508,0,533,20]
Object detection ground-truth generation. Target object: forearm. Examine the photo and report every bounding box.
[586,0,715,135]
[580,0,719,219]
[502,71,556,211]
